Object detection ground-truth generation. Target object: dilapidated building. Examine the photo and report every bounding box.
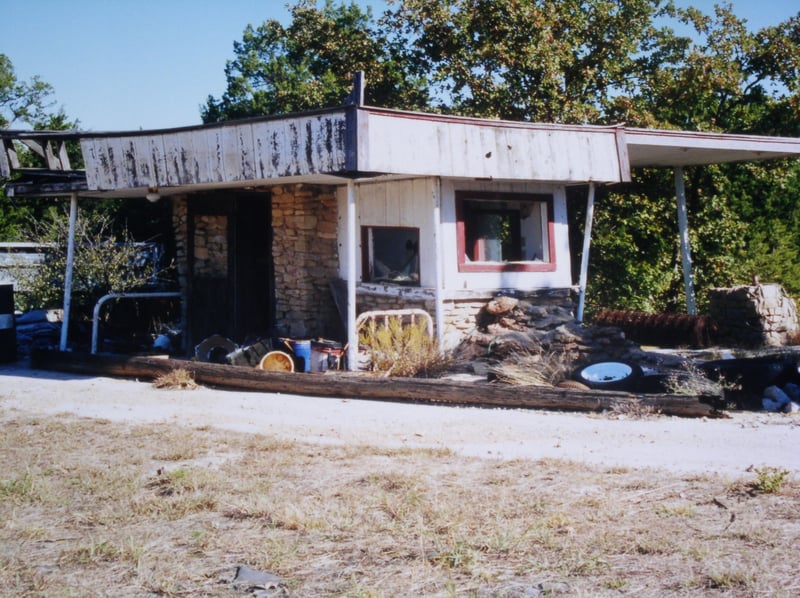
[4,89,800,366]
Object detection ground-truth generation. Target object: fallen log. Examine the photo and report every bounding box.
[30,349,725,418]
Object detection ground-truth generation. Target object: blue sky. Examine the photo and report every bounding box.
[1,0,796,132]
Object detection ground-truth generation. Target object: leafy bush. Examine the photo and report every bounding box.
[752,466,789,494]
[358,316,451,377]
[13,208,170,319]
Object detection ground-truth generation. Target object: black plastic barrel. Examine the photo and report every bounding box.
[0,284,16,362]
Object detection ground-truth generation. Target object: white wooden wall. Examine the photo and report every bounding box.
[439,180,573,292]
[338,177,573,294]
[359,111,624,183]
[337,178,438,287]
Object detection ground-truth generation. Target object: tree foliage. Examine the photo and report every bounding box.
[202,0,429,122]
[13,208,167,319]
[0,53,54,129]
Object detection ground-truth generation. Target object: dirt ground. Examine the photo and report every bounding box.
[1,361,799,477]
[2,361,800,597]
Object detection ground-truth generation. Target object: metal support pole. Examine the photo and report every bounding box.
[675,167,697,315]
[59,193,78,351]
[576,183,596,324]
[346,181,358,370]
[433,179,445,348]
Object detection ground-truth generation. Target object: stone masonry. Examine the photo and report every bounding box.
[271,184,339,338]
[708,283,800,348]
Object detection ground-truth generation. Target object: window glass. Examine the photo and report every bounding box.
[457,192,554,272]
[362,227,420,285]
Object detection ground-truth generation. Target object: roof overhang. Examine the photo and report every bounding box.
[4,108,800,199]
[625,128,800,168]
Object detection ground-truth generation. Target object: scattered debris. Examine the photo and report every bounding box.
[593,309,716,348]
[194,334,237,363]
[231,565,288,597]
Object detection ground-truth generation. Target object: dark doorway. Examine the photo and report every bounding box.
[187,193,273,351]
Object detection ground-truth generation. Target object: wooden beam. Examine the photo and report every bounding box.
[31,349,725,419]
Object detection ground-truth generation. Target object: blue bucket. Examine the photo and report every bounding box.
[290,339,312,373]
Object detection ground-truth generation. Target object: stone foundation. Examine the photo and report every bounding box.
[708,284,800,348]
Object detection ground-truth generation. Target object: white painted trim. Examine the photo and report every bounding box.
[433,179,444,346]
[675,167,697,314]
[576,183,596,323]
[346,181,358,370]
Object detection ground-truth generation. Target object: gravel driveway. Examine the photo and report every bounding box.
[2,362,799,479]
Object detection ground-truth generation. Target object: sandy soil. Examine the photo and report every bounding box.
[2,361,799,479]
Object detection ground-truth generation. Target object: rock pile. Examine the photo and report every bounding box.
[708,283,800,348]
[455,295,651,368]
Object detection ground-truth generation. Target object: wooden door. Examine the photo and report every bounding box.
[187,194,273,351]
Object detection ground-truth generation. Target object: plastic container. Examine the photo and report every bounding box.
[289,339,312,373]
[311,339,343,372]
[258,351,294,372]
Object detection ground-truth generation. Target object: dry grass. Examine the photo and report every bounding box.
[488,350,571,387]
[152,367,199,390]
[1,413,799,597]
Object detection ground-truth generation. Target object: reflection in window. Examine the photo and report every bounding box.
[362,226,420,285]
[457,192,554,272]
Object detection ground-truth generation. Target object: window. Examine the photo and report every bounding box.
[362,226,420,285]
[456,191,555,272]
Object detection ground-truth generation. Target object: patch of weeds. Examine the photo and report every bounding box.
[152,368,198,390]
[430,537,482,572]
[61,537,119,565]
[635,538,675,555]
[604,578,627,590]
[608,399,658,419]
[488,349,571,387]
[0,469,39,503]
[702,568,756,590]
[358,316,452,377]
[655,504,696,518]
[751,466,790,494]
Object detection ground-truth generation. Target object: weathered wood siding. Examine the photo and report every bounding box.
[358,111,625,183]
[439,180,573,291]
[81,111,349,191]
[338,178,438,287]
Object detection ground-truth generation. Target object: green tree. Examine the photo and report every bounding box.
[202,0,429,122]
[0,53,54,129]
[390,0,670,123]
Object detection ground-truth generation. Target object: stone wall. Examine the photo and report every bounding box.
[272,184,340,338]
[192,215,227,277]
[356,287,576,349]
[708,284,800,347]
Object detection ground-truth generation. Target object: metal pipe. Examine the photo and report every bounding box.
[576,183,596,324]
[346,180,358,370]
[433,178,445,349]
[675,167,697,314]
[59,193,78,351]
[91,291,181,354]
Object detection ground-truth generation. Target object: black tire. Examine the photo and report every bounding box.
[573,361,643,391]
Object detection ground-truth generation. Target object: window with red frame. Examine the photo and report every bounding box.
[456,191,555,272]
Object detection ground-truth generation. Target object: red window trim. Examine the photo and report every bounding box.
[456,191,557,273]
